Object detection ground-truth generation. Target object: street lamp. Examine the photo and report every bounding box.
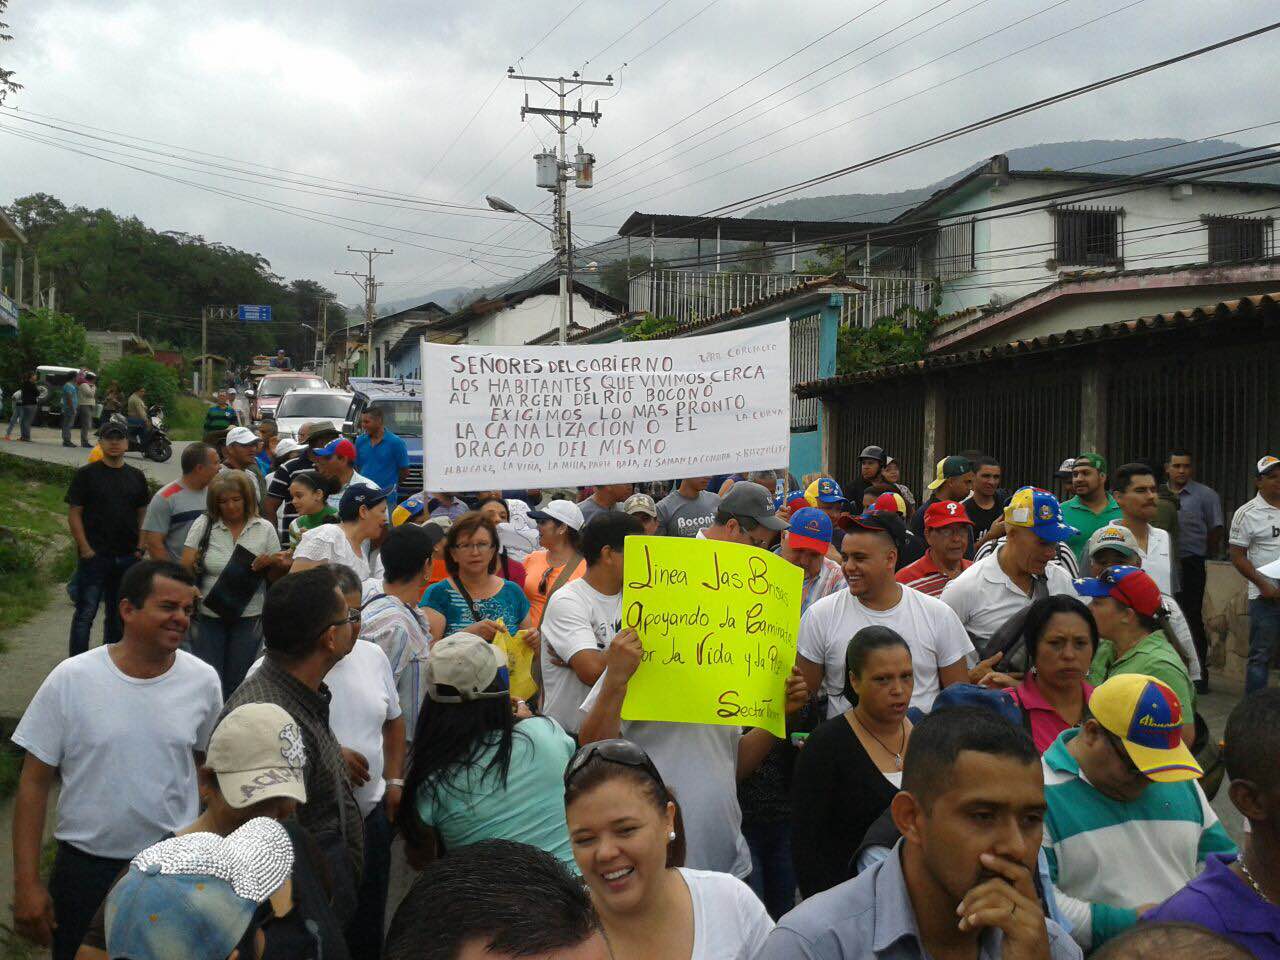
[486,195,572,344]
[298,323,318,370]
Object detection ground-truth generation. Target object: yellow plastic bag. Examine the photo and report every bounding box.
[493,627,538,702]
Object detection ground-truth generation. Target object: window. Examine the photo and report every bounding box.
[932,219,975,280]
[1052,205,1122,267]
[1204,216,1272,263]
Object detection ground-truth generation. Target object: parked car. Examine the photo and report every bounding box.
[252,372,326,422]
[349,377,423,500]
[35,365,100,426]
[270,387,355,441]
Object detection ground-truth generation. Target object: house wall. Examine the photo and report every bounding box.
[936,178,1280,316]
[371,318,423,378]
[464,293,615,346]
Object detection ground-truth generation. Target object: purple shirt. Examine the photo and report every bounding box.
[1144,853,1280,959]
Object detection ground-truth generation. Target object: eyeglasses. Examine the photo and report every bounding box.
[329,608,361,629]
[564,738,669,800]
[453,541,495,553]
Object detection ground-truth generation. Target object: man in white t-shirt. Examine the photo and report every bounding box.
[798,511,973,716]
[540,511,639,734]
[1230,455,1280,693]
[940,486,1079,653]
[1113,461,1175,595]
[10,560,222,959]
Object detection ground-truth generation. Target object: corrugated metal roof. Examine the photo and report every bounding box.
[796,291,1280,397]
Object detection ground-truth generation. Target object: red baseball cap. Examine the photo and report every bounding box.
[923,500,973,530]
[1073,565,1163,618]
[315,437,357,461]
[871,491,907,516]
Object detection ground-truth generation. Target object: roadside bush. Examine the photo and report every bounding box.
[0,308,99,389]
[99,354,180,415]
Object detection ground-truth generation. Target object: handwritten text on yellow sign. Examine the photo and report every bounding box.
[620,536,801,736]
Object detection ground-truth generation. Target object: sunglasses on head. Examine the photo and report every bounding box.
[564,738,669,799]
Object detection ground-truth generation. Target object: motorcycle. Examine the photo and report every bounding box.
[124,406,173,462]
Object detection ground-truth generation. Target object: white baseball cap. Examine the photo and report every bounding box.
[528,499,585,531]
[226,426,258,446]
[424,634,509,703]
[206,703,308,809]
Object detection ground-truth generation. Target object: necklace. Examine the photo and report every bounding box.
[852,710,907,769]
[1239,856,1274,905]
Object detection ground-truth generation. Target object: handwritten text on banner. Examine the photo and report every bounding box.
[420,321,790,491]
[620,536,801,737]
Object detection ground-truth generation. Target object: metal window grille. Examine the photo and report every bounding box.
[1053,205,1122,267]
[790,313,822,430]
[1204,216,1273,263]
[932,219,976,280]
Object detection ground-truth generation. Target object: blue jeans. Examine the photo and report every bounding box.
[1247,598,1280,693]
[743,820,797,920]
[69,554,136,656]
[189,614,263,700]
[61,406,76,444]
[18,403,36,440]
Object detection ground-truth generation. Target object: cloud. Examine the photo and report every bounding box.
[3,0,1276,301]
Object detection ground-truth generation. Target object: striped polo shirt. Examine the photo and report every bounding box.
[1041,729,1236,951]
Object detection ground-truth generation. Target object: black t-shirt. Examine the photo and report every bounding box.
[66,461,150,555]
[20,381,38,404]
[963,496,1005,539]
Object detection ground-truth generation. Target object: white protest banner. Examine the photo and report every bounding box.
[421,321,791,491]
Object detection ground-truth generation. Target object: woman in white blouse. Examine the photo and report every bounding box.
[290,482,387,586]
[181,469,285,698]
[564,739,774,960]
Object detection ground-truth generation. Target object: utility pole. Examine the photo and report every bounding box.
[317,297,330,374]
[336,247,392,379]
[509,69,611,344]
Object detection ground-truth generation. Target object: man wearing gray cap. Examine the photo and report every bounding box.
[699,480,788,548]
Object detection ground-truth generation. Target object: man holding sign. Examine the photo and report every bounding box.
[578,484,807,878]
[540,513,641,736]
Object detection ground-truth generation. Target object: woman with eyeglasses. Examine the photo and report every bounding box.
[477,497,528,586]
[420,511,535,642]
[564,739,774,960]
[399,633,576,869]
[790,626,914,899]
[521,499,587,628]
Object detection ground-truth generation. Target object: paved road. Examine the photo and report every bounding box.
[1,425,191,484]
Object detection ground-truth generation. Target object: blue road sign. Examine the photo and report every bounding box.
[238,304,273,323]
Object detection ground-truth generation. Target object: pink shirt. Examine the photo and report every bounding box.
[1005,671,1094,754]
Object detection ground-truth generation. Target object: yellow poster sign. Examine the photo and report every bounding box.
[620,536,802,736]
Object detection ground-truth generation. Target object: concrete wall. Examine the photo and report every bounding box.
[465,293,615,346]
[936,177,1280,316]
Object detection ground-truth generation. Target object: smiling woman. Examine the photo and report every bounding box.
[563,739,774,960]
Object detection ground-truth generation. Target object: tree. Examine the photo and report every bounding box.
[0,308,99,389]
[599,256,658,303]
[835,305,938,375]
[99,355,179,415]
[0,0,21,106]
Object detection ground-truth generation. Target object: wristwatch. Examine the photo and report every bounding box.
[386,779,405,788]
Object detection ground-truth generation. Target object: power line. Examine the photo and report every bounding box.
[581,0,676,70]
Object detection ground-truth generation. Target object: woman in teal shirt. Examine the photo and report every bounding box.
[400,632,577,869]
[420,511,534,641]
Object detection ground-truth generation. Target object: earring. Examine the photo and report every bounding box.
[668,832,677,842]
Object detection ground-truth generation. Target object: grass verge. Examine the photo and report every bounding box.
[0,453,78,641]
[168,393,208,441]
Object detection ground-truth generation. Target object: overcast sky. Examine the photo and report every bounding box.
[3,0,1274,304]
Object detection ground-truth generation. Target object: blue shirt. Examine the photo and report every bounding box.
[1145,853,1280,959]
[758,842,1081,960]
[355,430,410,497]
[1168,480,1224,558]
[420,579,531,637]
[62,381,78,412]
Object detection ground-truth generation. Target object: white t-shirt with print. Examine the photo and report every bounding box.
[580,676,750,879]
[799,584,974,717]
[540,579,622,734]
[680,867,775,960]
[12,647,222,859]
[294,522,384,585]
[1230,494,1280,599]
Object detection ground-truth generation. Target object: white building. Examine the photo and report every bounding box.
[896,155,1279,351]
[425,278,625,347]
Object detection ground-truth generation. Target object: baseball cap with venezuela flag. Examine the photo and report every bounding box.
[805,477,847,505]
[1002,486,1077,543]
[1089,673,1202,782]
[787,507,833,554]
[1072,564,1162,617]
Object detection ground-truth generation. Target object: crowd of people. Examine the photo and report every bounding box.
[7,414,1280,960]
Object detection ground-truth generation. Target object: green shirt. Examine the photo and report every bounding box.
[1061,494,1122,562]
[1089,630,1196,722]
[288,506,338,548]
